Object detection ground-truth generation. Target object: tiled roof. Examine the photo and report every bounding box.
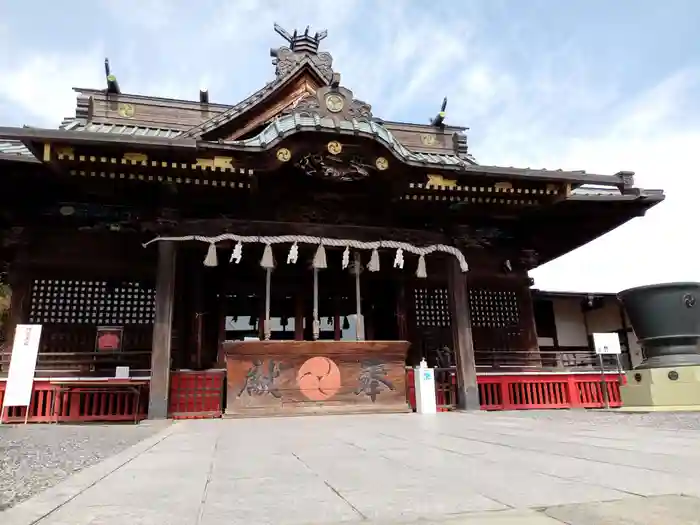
[178,57,330,140]
[0,114,653,195]
[0,140,31,158]
[571,185,622,196]
[0,119,183,161]
[226,113,475,168]
[64,119,181,138]
[179,80,280,139]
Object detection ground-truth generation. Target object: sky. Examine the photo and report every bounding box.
[0,0,698,294]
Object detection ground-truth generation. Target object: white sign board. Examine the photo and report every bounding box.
[414,362,437,415]
[592,332,622,355]
[2,325,42,409]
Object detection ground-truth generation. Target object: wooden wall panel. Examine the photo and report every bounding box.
[20,231,156,276]
[90,94,229,130]
[384,123,460,155]
[223,340,410,416]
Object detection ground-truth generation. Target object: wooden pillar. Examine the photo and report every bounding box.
[3,265,30,348]
[191,266,204,369]
[519,279,542,368]
[447,258,480,410]
[148,241,177,420]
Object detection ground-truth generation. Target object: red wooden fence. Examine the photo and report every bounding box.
[0,380,147,423]
[2,368,623,422]
[168,370,225,419]
[0,370,226,423]
[406,369,624,411]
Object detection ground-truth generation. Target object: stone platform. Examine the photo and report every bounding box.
[6,411,700,524]
[622,365,700,410]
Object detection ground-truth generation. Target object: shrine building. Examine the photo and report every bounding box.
[0,25,664,421]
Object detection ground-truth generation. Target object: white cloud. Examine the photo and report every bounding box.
[0,50,104,127]
[98,0,176,30]
[528,70,700,293]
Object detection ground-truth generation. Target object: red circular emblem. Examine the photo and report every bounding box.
[296,357,341,401]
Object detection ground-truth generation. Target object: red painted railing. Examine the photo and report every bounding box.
[0,369,226,423]
[406,369,624,411]
[168,369,225,419]
[0,380,147,423]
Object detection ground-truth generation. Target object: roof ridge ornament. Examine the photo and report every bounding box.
[104,58,121,95]
[273,23,328,54]
[430,97,447,127]
[270,24,333,81]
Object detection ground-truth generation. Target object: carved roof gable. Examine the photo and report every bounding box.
[280,83,372,122]
[178,24,335,141]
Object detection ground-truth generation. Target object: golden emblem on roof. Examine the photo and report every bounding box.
[325,93,344,113]
[327,141,342,155]
[420,133,436,146]
[117,103,135,118]
[375,157,389,171]
[276,148,292,162]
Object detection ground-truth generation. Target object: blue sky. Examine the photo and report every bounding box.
[0,0,698,293]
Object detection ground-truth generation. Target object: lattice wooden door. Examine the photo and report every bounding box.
[467,276,538,368]
[27,278,155,373]
[407,285,453,367]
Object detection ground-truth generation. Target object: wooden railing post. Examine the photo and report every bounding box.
[567,375,583,408]
[499,377,513,410]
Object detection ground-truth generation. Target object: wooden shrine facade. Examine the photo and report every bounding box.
[0,25,664,420]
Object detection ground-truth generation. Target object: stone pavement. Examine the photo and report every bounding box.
[5,411,700,524]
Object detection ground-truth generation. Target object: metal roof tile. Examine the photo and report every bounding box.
[1,119,183,162]
[571,185,622,196]
[69,120,180,139]
[224,113,472,170]
[0,140,32,157]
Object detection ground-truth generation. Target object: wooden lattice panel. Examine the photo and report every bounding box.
[469,288,520,328]
[413,287,451,328]
[28,279,155,326]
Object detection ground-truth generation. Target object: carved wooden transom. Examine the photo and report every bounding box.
[468,288,520,329]
[413,287,451,328]
[28,279,155,325]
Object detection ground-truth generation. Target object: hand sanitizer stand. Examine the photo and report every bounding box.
[414,359,437,414]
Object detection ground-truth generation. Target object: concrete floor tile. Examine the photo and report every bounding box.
[544,494,700,524]
[338,487,507,520]
[11,413,700,524]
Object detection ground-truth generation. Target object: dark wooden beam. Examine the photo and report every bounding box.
[148,240,177,419]
[447,257,480,410]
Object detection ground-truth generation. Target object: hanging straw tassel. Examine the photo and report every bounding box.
[230,241,243,263]
[203,243,218,267]
[368,248,380,272]
[416,254,427,278]
[260,244,275,269]
[287,242,299,264]
[341,246,350,269]
[393,247,404,269]
[313,244,327,269]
